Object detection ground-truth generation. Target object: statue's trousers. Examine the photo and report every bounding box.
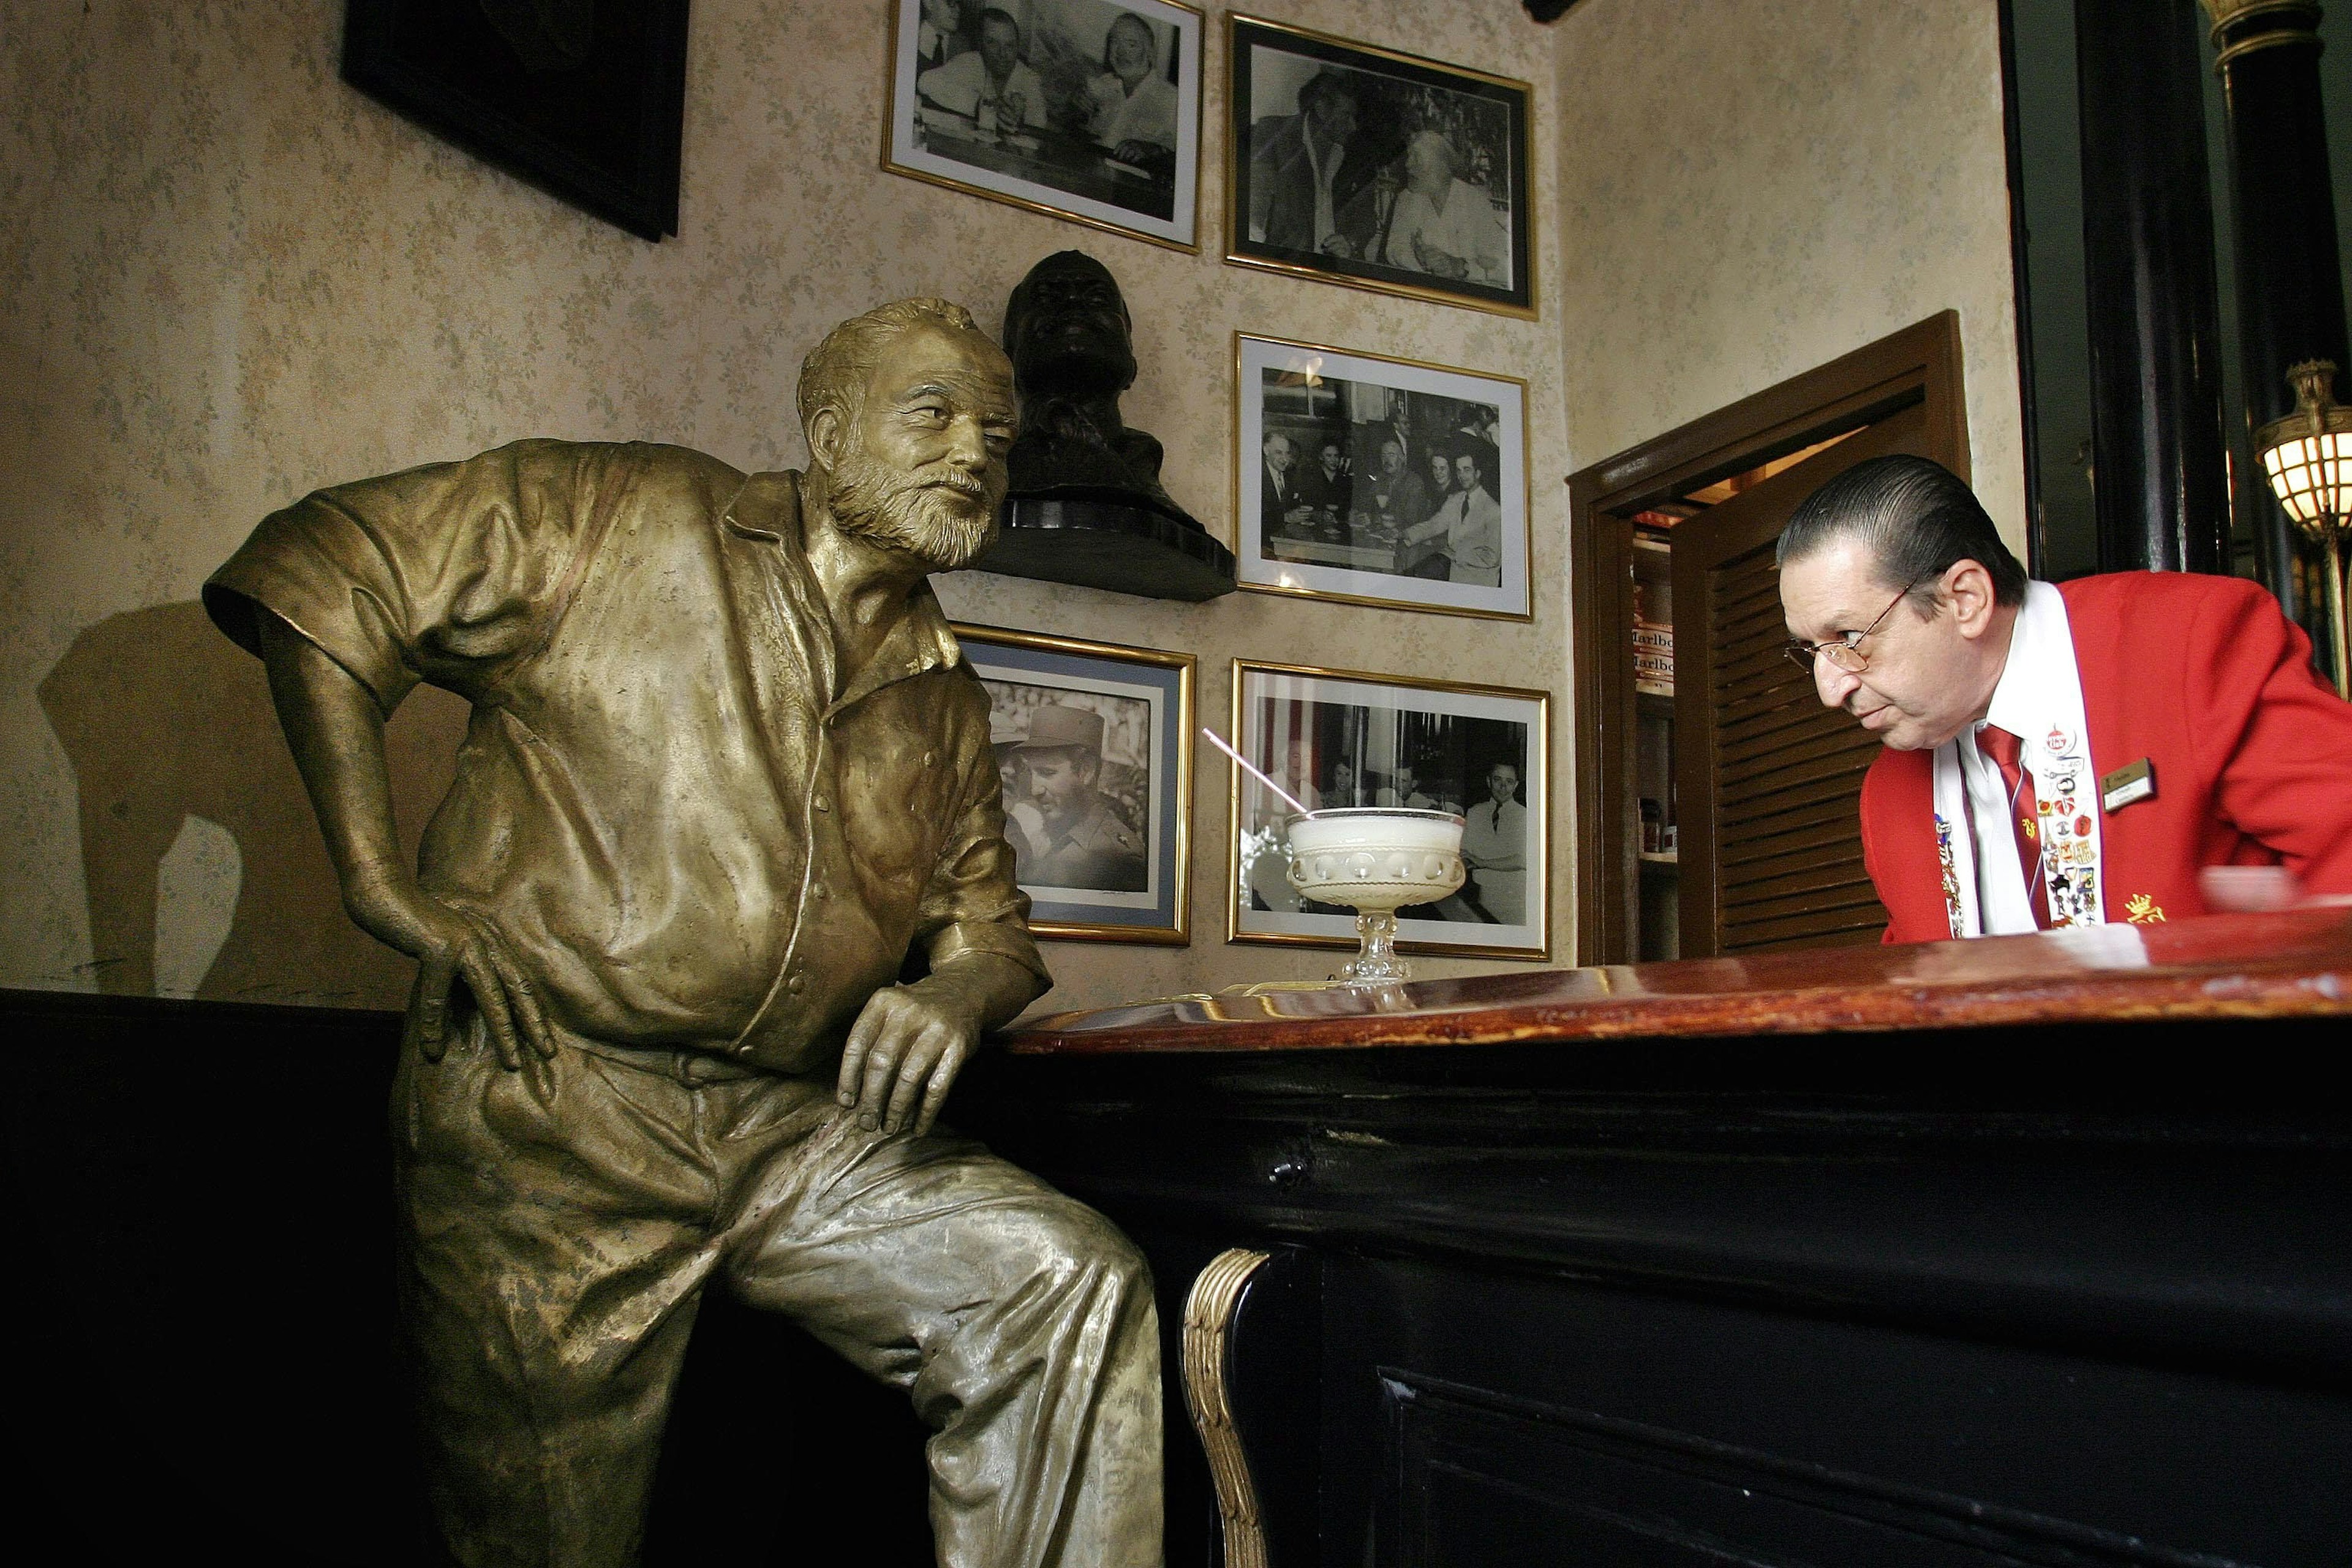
[392,1020,1164,1568]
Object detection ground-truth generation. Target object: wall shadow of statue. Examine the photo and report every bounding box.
[36,600,938,1562]
[39,600,466,1004]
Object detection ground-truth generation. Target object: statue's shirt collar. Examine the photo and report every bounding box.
[718,468,967,710]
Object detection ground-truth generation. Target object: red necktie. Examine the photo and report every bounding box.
[1977,725,2048,929]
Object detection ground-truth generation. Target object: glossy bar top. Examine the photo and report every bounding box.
[1006,908,2352,1054]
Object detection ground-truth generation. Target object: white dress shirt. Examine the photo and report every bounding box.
[1956,581,2075,935]
[1412,486,1503,587]
[917,53,1049,127]
[1381,178,1510,286]
[1302,128,1340,251]
[1088,73,1178,151]
[1461,796,1526,924]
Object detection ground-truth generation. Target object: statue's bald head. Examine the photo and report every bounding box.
[1002,251,1136,399]
[1004,252,1128,347]
[797,297,995,440]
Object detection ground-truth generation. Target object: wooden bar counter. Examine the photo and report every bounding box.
[952,909,2352,1568]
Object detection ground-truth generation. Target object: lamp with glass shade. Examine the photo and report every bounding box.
[2253,359,2352,698]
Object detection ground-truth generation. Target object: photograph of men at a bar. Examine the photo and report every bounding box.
[1236,333,1531,619]
[888,0,1203,248]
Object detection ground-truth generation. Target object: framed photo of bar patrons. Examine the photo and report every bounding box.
[884,0,1205,251]
[1236,333,1531,619]
[956,625,1196,944]
[1229,660,1549,960]
[1226,14,1534,316]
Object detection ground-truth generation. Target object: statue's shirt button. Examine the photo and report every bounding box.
[813,794,831,812]
[787,974,807,995]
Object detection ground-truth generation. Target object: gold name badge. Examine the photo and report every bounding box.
[2101,758,2156,813]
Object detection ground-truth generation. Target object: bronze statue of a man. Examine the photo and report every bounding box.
[1001,249,1199,531]
[203,298,1162,1568]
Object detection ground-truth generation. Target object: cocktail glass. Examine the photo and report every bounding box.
[1285,808,1467,986]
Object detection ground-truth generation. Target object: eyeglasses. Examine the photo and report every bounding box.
[1783,577,1927,676]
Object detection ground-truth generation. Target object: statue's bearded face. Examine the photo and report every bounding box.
[826,324,1017,570]
[828,434,998,569]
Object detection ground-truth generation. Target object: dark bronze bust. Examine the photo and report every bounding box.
[1001,249,1201,532]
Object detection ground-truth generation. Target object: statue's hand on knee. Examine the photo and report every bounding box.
[836,957,1029,1137]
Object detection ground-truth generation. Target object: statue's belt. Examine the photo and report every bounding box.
[556,1029,785,1087]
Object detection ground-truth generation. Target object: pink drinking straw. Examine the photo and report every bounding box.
[1200,728,1312,817]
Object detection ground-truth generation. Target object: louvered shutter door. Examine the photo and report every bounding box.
[1703,541,1889,951]
[1672,404,1933,956]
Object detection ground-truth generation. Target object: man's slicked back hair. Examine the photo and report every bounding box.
[796,297,983,442]
[1298,69,1357,119]
[1776,454,2028,608]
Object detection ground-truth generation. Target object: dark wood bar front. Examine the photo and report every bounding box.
[955,910,2352,1567]
[9,915,2348,1563]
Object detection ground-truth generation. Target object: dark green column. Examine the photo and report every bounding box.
[2204,0,2345,633]
[2076,0,2233,573]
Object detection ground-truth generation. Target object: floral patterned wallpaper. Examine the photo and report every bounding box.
[0,0,2018,1015]
[1554,0,2027,544]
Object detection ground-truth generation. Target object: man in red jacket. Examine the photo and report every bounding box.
[1776,455,2352,943]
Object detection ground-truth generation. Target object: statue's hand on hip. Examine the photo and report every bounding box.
[348,873,555,1074]
[836,968,995,1138]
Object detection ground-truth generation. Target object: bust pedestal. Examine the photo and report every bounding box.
[966,496,1236,601]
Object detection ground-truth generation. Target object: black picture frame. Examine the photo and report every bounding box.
[1226,13,1536,318]
[342,0,691,242]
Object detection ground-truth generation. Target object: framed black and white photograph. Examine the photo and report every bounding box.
[1235,333,1531,620]
[957,625,1195,944]
[342,0,691,241]
[1228,660,1549,960]
[885,0,1204,251]
[1226,14,1534,315]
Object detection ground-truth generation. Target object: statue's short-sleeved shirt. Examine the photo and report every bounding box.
[206,439,1047,1072]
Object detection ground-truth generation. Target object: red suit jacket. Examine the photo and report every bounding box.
[1860,572,2352,943]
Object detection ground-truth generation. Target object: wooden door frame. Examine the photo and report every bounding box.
[1672,404,1926,958]
[1565,311,1970,965]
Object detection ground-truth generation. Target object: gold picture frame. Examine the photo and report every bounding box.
[1227,658,1551,960]
[1224,13,1537,317]
[956,622,1196,945]
[1233,331,1534,620]
[883,0,1206,254]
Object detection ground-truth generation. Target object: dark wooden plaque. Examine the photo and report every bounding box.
[342,0,690,241]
